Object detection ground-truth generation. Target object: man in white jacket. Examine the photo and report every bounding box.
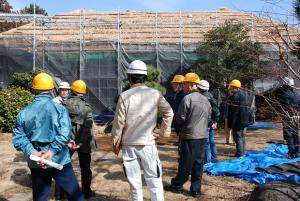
[112,60,174,201]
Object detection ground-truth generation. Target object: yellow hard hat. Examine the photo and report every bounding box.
[171,75,185,83]
[228,79,242,88]
[71,80,87,94]
[32,72,54,90]
[183,72,200,84]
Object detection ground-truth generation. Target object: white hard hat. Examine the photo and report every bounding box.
[127,60,148,75]
[283,76,294,86]
[199,80,210,90]
[58,81,70,89]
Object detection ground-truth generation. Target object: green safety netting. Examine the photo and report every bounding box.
[0,38,201,112]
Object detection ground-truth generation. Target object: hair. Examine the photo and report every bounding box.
[58,88,69,92]
[198,88,207,93]
[128,74,147,84]
[282,84,293,91]
[71,90,81,95]
[34,90,51,95]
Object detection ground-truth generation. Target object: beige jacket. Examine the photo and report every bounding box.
[112,84,173,152]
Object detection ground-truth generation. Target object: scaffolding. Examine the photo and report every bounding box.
[0,9,298,112]
[0,13,51,23]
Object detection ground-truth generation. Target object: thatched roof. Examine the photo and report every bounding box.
[0,8,298,43]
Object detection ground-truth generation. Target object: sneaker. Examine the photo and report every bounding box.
[164,185,183,194]
[190,191,201,198]
[234,153,245,157]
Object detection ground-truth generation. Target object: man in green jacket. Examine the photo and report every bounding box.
[64,79,97,199]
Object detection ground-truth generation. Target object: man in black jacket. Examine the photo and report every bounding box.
[170,74,185,114]
[281,77,300,158]
[227,79,248,157]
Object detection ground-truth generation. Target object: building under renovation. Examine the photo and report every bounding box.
[0,8,298,112]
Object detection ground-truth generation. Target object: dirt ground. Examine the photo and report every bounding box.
[0,125,283,201]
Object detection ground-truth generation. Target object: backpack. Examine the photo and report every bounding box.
[204,91,220,123]
[241,90,255,126]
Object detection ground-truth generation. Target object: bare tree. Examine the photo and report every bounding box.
[0,0,12,13]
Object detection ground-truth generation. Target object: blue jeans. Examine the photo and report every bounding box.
[30,163,84,201]
[283,126,300,158]
[171,139,207,194]
[205,128,218,163]
[232,128,246,156]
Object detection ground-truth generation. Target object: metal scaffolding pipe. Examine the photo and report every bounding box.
[79,10,84,79]
[0,13,50,23]
[155,12,159,69]
[117,9,121,94]
[180,11,183,72]
[33,0,36,71]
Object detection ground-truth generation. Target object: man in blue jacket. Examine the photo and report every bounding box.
[12,72,84,201]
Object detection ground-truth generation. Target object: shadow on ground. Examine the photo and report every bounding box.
[89,193,127,201]
[10,168,31,187]
[13,153,27,162]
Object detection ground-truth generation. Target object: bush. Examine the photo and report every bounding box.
[122,65,166,95]
[10,71,36,90]
[145,65,166,95]
[0,87,34,132]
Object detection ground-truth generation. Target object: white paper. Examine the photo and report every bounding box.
[29,154,63,170]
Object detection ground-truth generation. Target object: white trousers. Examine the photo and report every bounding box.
[122,145,164,201]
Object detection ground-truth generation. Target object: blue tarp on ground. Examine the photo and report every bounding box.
[204,144,300,184]
[247,122,281,129]
[93,111,115,124]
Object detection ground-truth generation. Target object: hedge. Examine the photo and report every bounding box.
[0,87,34,132]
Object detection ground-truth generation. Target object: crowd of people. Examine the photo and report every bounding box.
[11,59,300,201]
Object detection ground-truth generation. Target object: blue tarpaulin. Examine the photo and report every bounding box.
[204,144,300,184]
[247,122,281,129]
[93,111,115,124]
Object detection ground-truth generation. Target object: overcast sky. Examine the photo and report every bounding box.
[8,0,297,22]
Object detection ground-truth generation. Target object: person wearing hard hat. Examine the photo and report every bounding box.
[170,75,185,113]
[227,79,248,157]
[170,74,186,129]
[198,80,220,163]
[52,81,75,200]
[112,60,174,201]
[53,81,71,201]
[171,75,184,92]
[165,73,211,198]
[281,76,300,158]
[63,80,97,199]
[53,81,70,104]
[12,72,84,201]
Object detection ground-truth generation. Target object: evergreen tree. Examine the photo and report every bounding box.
[20,3,48,16]
[294,0,300,21]
[194,22,266,89]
